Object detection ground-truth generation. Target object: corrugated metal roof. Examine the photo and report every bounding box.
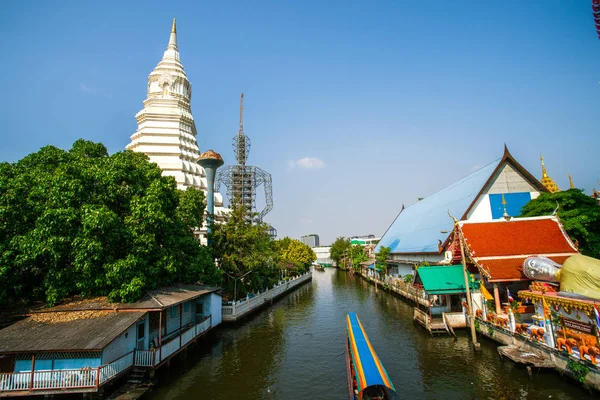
[0,311,145,353]
[376,159,500,254]
[415,265,467,294]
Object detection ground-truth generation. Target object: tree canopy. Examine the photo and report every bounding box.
[375,246,391,273]
[520,189,600,258]
[209,204,278,297]
[276,237,316,275]
[0,139,219,306]
[330,237,350,267]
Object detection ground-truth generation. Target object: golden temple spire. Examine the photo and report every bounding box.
[569,173,574,189]
[540,154,548,179]
[172,18,177,33]
[539,154,560,193]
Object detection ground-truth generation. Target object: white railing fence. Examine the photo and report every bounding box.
[99,351,134,385]
[222,272,312,320]
[0,371,32,391]
[135,350,155,367]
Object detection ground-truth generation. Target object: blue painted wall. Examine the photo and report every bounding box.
[489,192,532,219]
[15,357,101,372]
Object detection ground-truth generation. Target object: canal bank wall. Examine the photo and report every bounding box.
[221,272,312,322]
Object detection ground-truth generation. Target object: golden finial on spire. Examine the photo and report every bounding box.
[172,18,177,33]
[501,193,507,205]
[539,153,560,193]
[540,154,548,179]
[569,173,574,189]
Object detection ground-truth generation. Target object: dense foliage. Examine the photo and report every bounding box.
[520,189,600,258]
[375,246,391,273]
[330,236,350,267]
[350,244,368,267]
[209,204,279,298]
[0,140,219,306]
[275,237,316,275]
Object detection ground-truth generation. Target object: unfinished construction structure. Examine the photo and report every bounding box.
[216,93,274,224]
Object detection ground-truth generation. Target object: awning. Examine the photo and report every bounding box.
[415,265,467,295]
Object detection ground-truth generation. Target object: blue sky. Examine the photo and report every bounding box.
[1,0,599,244]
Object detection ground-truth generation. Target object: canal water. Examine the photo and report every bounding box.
[148,268,595,400]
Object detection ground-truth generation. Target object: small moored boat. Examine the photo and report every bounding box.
[346,312,399,400]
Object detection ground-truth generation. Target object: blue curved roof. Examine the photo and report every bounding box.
[347,312,395,392]
[376,159,500,254]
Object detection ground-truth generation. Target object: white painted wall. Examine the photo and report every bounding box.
[211,293,222,326]
[102,323,137,364]
[467,194,493,221]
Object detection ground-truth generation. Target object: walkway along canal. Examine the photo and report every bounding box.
[147,268,595,399]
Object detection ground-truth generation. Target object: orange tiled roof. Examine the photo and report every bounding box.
[459,217,578,281]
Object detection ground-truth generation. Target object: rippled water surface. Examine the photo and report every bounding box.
[148,268,595,400]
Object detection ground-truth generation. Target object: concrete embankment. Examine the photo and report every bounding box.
[221,272,312,322]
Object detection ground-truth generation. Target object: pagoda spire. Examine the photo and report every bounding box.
[539,154,560,193]
[168,18,178,50]
[569,173,574,189]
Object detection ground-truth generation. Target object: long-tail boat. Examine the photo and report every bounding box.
[346,312,399,400]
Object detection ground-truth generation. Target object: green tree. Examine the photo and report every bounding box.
[276,237,316,275]
[0,139,218,306]
[330,236,350,267]
[350,244,368,268]
[520,189,600,258]
[209,203,278,297]
[375,246,391,273]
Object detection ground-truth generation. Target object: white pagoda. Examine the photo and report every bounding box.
[127,19,226,230]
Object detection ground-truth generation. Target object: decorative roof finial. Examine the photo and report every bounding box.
[168,18,178,50]
[568,173,574,189]
[540,154,548,179]
[539,154,560,193]
[502,193,511,220]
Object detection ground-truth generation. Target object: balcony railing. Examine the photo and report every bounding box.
[0,315,213,394]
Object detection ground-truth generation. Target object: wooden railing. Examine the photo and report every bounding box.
[135,350,155,367]
[181,326,195,346]
[0,372,33,391]
[0,367,100,392]
[99,351,134,385]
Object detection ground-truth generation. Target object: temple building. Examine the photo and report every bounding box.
[539,154,560,193]
[375,146,549,278]
[126,19,227,232]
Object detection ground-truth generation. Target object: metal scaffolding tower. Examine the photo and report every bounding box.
[216,93,274,222]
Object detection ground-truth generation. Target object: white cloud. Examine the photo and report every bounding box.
[79,83,91,92]
[78,83,112,98]
[288,157,325,170]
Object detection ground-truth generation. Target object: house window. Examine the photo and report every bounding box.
[197,303,203,314]
[183,302,189,312]
[171,307,176,318]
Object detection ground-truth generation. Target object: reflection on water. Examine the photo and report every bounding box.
[148,269,595,400]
